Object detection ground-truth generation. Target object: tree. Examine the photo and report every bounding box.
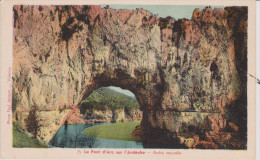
[25,107,41,138]
[12,88,19,112]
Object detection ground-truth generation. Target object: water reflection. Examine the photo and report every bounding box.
[49,123,143,148]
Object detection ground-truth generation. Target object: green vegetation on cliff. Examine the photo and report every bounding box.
[80,87,140,113]
[83,122,141,142]
[12,122,47,148]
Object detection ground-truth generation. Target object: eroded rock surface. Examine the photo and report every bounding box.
[13,5,247,148]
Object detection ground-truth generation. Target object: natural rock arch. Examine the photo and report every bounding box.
[13,5,247,148]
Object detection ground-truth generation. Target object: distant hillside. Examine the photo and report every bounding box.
[97,87,137,101]
[80,87,140,114]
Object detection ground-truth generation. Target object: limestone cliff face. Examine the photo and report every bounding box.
[13,5,247,148]
[66,107,142,124]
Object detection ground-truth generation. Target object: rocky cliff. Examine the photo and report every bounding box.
[12,5,247,149]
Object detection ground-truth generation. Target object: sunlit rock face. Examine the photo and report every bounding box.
[13,5,247,148]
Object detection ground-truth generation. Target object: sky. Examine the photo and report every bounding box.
[108,86,136,98]
[100,5,224,20]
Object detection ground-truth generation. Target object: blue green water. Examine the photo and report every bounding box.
[49,123,143,148]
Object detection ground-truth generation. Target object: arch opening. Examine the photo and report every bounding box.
[50,85,144,148]
[79,86,142,123]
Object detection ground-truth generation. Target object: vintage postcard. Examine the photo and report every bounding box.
[0,0,256,159]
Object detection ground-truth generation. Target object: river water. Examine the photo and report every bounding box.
[49,123,144,148]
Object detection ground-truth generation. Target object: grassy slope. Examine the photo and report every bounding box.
[83,122,141,142]
[12,122,47,148]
